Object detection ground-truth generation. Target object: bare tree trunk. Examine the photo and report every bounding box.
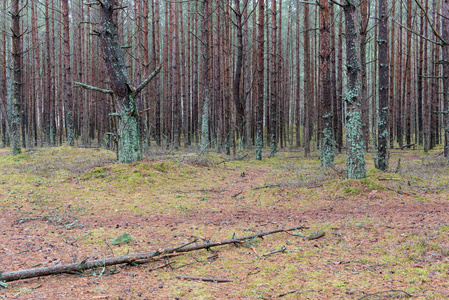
[11,0,23,155]
[377,0,389,171]
[443,0,449,161]
[270,0,277,156]
[360,0,369,151]
[319,0,334,167]
[255,1,264,160]
[62,0,74,146]
[405,0,413,145]
[303,3,311,157]
[200,0,211,154]
[344,0,366,179]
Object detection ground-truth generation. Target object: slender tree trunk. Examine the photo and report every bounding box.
[443,0,449,161]
[319,0,334,167]
[152,0,161,146]
[377,0,389,171]
[304,3,311,156]
[233,0,246,148]
[11,0,22,155]
[62,0,74,146]
[389,0,396,149]
[255,1,265,160]
[344,0,366,179]
[270,0,277,156]
[200,0,211,154]
[405,0,413,145]
[360,0,369,151]
[336,9,343,153]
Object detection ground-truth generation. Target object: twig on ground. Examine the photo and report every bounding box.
[231,190,243,198]
[357,289,413,300]
[278,289,299,297]
[305,232,325,241]
[176,275,232,283]
[252,184,281,190]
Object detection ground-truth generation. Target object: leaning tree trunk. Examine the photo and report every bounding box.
[75,1,160,163]
[98,1,141,163]
[344,0,366,179]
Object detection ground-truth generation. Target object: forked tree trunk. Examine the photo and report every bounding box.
[344,0,366,179]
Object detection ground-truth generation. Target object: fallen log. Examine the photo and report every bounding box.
[0,225,305,284]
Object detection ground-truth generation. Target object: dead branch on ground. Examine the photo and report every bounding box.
[357,289,413,300]
[0,226,305,284]
[176,275,232,283]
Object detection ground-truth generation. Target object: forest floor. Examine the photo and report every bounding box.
[0,145,449,299]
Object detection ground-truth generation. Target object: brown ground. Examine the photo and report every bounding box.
[1,148,449,299]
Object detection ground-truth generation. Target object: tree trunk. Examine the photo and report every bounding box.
[11,0,22,155]
[200,0,211,154]
[377,0,389,171]
[344,0,366,179]
[319,0,334,167]
[303,3,311,157]
[255,1,265,160]
[98,1,142,162]
[62,0,74,146]
[270,0,277,157]
[443,0,449,161]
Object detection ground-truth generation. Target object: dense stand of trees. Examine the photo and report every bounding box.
[0,0,448,177]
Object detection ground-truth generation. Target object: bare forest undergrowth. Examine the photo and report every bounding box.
[1,146,449,299]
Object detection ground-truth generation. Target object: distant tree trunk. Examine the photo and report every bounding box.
[336,9,343,153]
[62,0,74,146]
[255,1,264,160]
[270,0,277,157]
[303,3,311,157]
[1,0,8,148]
[344,0,366,179]
[443,0,449,161]
[405,0,412,145]
[360,0,369,151]
[233,0,246,149]
[200,0,211,154]
[152,0,161,146]
[11,0,22,155]
[319,0,334,167]
[171,2,179,150]
[295,2,301,148]
[396,4,403,148]
[389,1,396,149]
[377,0,389,171]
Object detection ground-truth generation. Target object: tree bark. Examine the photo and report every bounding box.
[11,0,22,155]
[344,0,366,179]
[319,0,334,167]
[377,0,389,171]
[255,0,265,160]
[62,0,74,146]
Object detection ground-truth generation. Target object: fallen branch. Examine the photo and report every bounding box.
[0,226,305,283]
[176,275,232,283]
[400,143,416,150]
[357,289,413,300]
[279,289,299,297]
[305,232,325,241]
[252,184,282,190]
